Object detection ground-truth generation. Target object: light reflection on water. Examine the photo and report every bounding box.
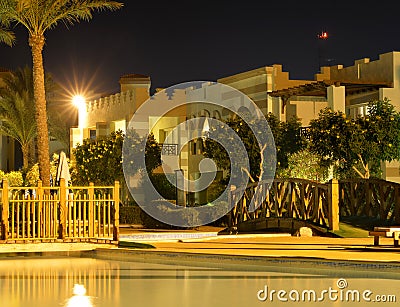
[65,284,93,307]
[0,256,399,307]
[0,257,118,307]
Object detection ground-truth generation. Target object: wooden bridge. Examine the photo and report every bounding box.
[227,178,339,234]
[227,178,400,234]
[0,179,120,243]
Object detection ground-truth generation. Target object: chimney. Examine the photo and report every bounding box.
[119,74,151,92]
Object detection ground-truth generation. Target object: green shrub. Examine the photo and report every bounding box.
[119,203,142,224]
[277,149,329,182]
[0,170,24,186]
[5,171,23,186]
[140,200,200,229]
[72,130,124,185]
[25,163,39,186]
[149,173,177,200]
[72,130,161,186]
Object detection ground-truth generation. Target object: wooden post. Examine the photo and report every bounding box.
[379,182,385,220]
[37,180,43,238]
[88,183,94,237]
[394,186,400,223]
[329,179,340,231]
[365,180,371,216]
[227,185,237,232]
[1,179,9,240]
[59,178,67,240]
[350,181,355,216]
[113,181,120,242]
[313,184,319,221]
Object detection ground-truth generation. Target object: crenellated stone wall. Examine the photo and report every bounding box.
[86,89,139,128]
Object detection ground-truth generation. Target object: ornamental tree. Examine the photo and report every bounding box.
[267,113,305,169]
[203,113,304,182]
[72,130,161,186]
[72,130,124,185]
[308,99,400,178]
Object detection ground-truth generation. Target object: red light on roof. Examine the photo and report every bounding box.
[318,31,328,39]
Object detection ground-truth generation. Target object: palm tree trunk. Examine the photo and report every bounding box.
[21,143,29,170]
[29,34,51,187]
[29,139,36,166]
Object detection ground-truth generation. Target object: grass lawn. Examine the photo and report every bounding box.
[331,222,370,238]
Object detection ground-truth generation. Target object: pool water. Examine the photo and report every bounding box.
[0,255,399,307]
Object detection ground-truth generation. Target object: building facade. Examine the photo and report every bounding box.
[71,51,400,190]
[267,51,400,182]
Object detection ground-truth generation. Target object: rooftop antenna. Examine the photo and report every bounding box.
[317,30,329,73]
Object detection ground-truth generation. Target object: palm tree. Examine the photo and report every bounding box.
[0,67,36,169]
[0,66,59,169]
[0,0,123,186]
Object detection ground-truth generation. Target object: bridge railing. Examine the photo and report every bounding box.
[228,178,339,231]
[0,179,119,242]
[339,178,400,223]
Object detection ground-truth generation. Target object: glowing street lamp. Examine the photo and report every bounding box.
[72,95,87,129]
[72,95,86,109]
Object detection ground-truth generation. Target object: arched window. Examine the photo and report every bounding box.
[213,110,221,119]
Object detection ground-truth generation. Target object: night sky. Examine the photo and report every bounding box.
[0,0,399,97]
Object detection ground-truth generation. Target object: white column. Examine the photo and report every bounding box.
[70,127,83,150]
[327,85,346,113]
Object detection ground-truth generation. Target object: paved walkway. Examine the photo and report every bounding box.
[1,226,400,264]
[117,226,400,264]
[145,235,400,263]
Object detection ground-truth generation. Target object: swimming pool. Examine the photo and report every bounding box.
[0,251,399,307]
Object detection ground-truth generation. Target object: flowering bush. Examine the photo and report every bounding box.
[277,149,329,182]
[0,170,24,186]
[25,163,40,186]
[24,153,69,186]
[72,130,161,186]
[72,131,124,185]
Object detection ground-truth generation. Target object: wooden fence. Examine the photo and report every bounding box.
[228,178,339,231]
[0,179,119,242]
[229,177,400,232]
[339,178,400,223]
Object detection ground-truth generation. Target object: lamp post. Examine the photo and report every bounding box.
[71,95,87,150]
[72,95,86,129]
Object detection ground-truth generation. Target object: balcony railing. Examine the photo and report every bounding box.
[161,143,178,156]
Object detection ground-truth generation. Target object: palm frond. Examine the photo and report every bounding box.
[0,66,37,147]
[1,0,123,37]
[42,0,123,31]
[0,0,32,34]
[0,26,15,46]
